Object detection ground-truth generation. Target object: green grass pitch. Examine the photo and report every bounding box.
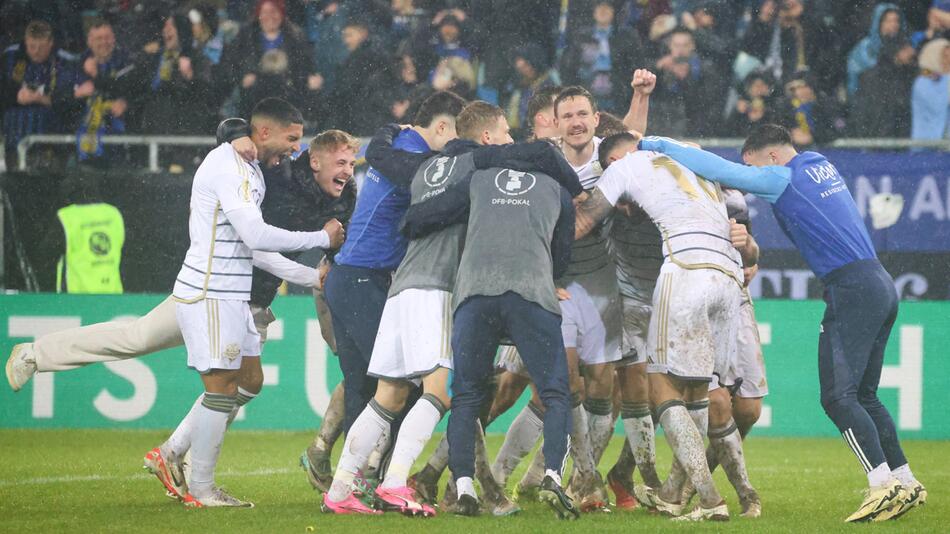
[0,430,945,533]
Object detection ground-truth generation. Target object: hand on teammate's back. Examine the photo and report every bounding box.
[324,218,345,249]
[730,218,749,249]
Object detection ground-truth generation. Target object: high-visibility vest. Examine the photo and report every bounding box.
[56,203,124,294]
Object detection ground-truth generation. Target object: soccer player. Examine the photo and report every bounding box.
[170,98,338,507]
[403,144,579,520]
[653,189,764,517]
[576,131,746,522]
[322,91,466,438]
[638,124,926,522]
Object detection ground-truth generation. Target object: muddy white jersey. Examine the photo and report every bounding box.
[597,150,743,284]
[173,143,265,302]
[608,212,663,303]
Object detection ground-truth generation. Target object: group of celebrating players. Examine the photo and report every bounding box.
[6,64,927,524]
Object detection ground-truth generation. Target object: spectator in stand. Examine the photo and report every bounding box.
[506,43,560,138]
[847,3,905,97]
[74,18,134,166]
[431,10,472,62]
[388,0,429,50]
[0,20,79,167]
[911,37,950,140]
[644,13,676,65]
[189,3,225,66]
[135,14,214,136]
[725,71,781,137]
[431,56,477,101]
[374,51,425,125]
[304,1,351,93]
[560,0,644,114]
[220,0,322,118]
[911,7,948,50]
[328,18,390,135]
[616,0,672,43]
[780,72,840,147]
[741,0,839,93]
[680,0,738,71]
[650,26,727,137]
[851,38,916,138]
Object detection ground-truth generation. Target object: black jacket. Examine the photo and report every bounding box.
[250,150,357,307]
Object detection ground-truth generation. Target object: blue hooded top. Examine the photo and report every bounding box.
[847,3,905,96]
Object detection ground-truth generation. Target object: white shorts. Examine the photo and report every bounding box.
[560,281,613,366]
[711,292,768,397]
[496,345,528,377]
[368,288,453,381]
[647,263,741,382]
[176,298,260,373]
[617,295,651,367]
[561,273,622,365]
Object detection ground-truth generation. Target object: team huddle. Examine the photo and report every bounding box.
[6,68,927,523]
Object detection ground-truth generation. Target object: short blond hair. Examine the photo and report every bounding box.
[310,129,360,154]
[456,101,505,141]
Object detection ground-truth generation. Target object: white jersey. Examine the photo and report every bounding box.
[608,212,662,303]
[598,151,743,284]
[173,143,265,302]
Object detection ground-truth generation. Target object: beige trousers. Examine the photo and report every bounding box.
[33,296,183,372]
[32,292,337,372]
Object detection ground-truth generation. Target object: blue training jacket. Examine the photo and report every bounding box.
[637,137,877,280]
[334,129,430,271]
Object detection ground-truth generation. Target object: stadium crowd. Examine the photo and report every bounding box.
[2,0,950,169]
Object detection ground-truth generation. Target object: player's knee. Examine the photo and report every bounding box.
[374,380,409,412]
[733,399,761,432]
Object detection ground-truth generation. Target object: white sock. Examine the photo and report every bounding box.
[545,469,562,486]
[709,419,755,496]
[584,398,614,464]
[868,462,892,488]
[491,403,544,486]
[687,399,709,438]
[520,444,546,488]
[327,400,394,502]
[659,403,721,508]
[570,404,596,477]
[162,394,203,459]
[381,395,445,489]
[188,393,236,498]
[457,476,476,498]
[226,387,258,427]
[891,464,916,486]
[622,412,660,488]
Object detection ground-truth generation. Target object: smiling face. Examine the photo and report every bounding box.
[255,120,303,167]
[555,95,599,150]
[310,144,356,198]
[87,25,115,62]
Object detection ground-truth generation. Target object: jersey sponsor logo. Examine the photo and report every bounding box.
[494,169,537,196]
[804,162,844,186]
[423,156,457,188]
